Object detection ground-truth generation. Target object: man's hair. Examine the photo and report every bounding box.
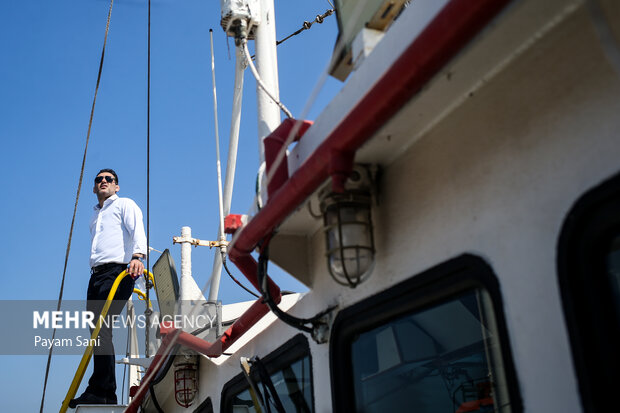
[96,168,119,183]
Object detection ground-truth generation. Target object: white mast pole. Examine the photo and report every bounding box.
[208,0,280,301]
[180,226,193,301]
[254,0,281,164]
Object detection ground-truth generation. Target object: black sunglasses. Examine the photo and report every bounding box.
[94,176,115,184]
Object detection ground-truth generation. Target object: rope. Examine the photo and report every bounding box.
[241,39,293,119]
[145,0,153,359]
[39,1,115,411]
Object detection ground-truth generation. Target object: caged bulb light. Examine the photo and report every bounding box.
[174,360,198,408]
[320,167,375,288]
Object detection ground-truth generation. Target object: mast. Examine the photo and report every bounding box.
[208,45,246,302]
[211,0,282,301]
[254,0,281,164]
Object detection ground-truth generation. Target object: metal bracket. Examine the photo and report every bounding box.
[117,357,153,369]
[172,236,229,249]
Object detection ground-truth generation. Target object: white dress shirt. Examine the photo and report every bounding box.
[89,194,147,268]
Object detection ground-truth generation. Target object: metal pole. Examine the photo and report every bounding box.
[208,44,246,301]
[224,45,246,214]
[126,299,142,397]
[180,226,193,301]
[254,0,281,164]
[210,29,226,240]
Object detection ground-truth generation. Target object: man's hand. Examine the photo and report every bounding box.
[128,257,145,280]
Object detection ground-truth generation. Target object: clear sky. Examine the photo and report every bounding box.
[0,0,342,410]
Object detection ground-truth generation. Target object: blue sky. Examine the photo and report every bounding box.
[0,0,341,410]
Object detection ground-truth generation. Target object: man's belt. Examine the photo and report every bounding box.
[91,262,126,274]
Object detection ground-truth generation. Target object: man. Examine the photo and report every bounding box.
[69,169,147,408]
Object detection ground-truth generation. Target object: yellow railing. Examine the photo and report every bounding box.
[60,269,154,412]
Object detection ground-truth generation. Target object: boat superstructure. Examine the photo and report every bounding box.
[66,0,620,411]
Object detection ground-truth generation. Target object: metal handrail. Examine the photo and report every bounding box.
[59,269,154,412]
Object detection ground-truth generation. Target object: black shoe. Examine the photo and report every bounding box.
[68,392,109,408]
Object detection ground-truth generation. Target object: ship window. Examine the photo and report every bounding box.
[221,334,313,413]
[331,255,522,412]
[558,172,620,412]
[608,236,620,319]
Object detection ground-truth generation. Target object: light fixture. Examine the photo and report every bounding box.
[320,165,375,288]
[174,357,198,408]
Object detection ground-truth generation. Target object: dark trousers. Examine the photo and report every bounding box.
[85,263,134,400]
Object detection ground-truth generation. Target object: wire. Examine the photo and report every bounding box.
[149,385,165,413]
[145,0,153,360]
[307,199,322,219]
[39,2,115,412]
[276,9,335,46]
[241,39,293,118]
[256,235,335,334]
[252,356,286,413]
[223,256,260,298]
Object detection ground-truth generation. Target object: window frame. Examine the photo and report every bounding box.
[193,397,213,413]
[220,333,314,413]
[329,254,522,412]
[558,172,620,412]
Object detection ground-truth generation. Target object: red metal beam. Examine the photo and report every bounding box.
[157,297,277,358]
[264,118,314,197]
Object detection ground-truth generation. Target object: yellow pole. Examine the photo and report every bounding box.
[60,269,153,412]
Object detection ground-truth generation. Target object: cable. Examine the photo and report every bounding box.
[39,1,115,412]
[256,235,335,334]
[222,256,260,298]
[276,9,335,46]
[252,356,286,413]
[241,39,293,118]
[149,385,165,413]
[248,7,335,58]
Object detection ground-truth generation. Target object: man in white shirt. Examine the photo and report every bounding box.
[70,169,147,408]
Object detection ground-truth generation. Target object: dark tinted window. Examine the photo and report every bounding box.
[558,173,620,412]
[606,235,620,320]
[230,356,312,413]
[331,255,521,412]
[350,289,510,412]
[222,334,313,413]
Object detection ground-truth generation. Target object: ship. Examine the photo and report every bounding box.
[60,0,620,411]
